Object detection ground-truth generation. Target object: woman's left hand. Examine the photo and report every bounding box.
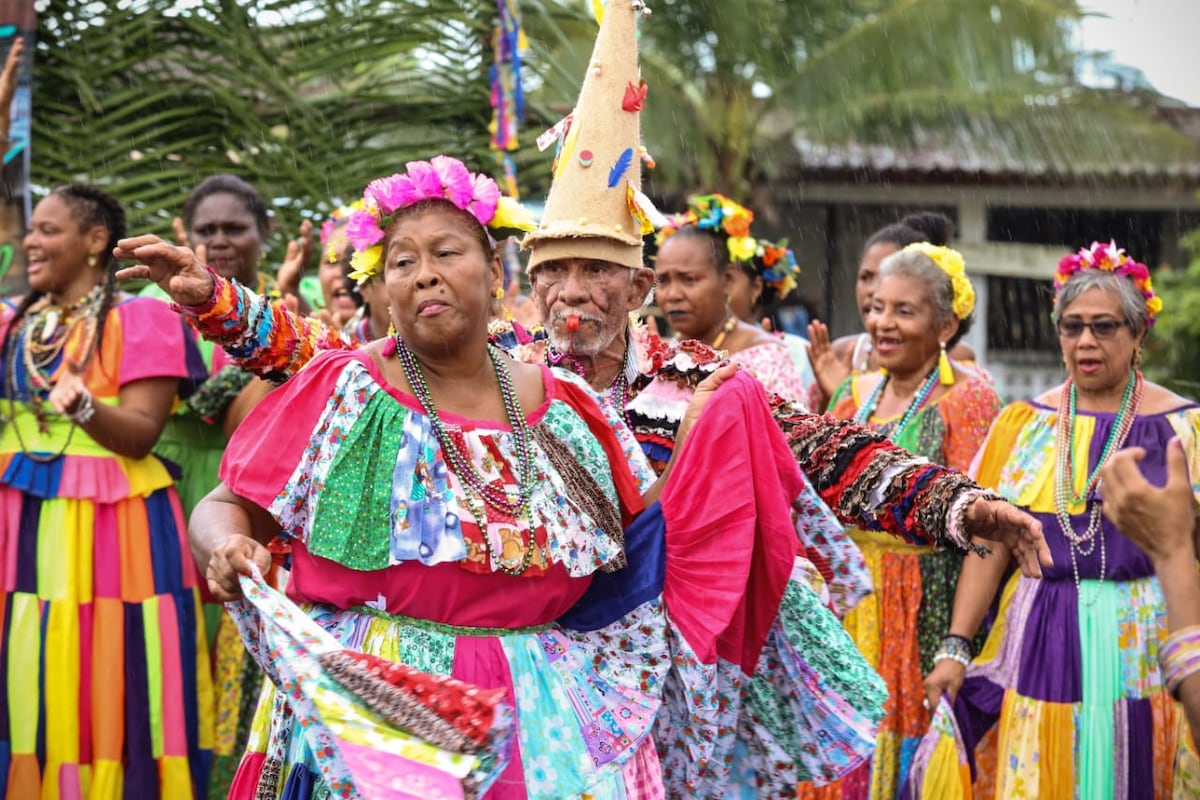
[49,361,88,418]
[965,496,1053,578]
[676,363,739,444]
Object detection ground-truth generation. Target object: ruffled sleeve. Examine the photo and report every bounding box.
[939,377,1003,473]
[110,297,192,387]
[219,348,359,510]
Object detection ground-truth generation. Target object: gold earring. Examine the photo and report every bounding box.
[87,253,98,269]
[938,341,955,386]
[387,310,397,337]
[494,287,505,300]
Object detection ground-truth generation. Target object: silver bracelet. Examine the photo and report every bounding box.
[933,650,972,668]
[67,388,95,425]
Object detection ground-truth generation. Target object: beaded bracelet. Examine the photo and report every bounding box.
[67,388,96,425]
[948,488,1004,558]
[1160,624,1200,699]
[934,633,973,668]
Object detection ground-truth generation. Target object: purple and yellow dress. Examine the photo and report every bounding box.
[909,399,1200,798]
[0,296,213,799]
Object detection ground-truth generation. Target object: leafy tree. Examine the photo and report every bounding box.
[33,0,502,256]
[525,0,1093,201]
[1144,227,1200,397]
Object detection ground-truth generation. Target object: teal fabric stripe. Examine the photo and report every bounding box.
[1077,579,1121,800]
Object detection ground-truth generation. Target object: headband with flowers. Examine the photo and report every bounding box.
[319,202,364,265]
[1054,240,1162,326]
[656,193,800,301]
[344,156,536,283]
[902,242,975,320]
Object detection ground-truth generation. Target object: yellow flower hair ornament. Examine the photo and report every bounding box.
[902,242,975,320]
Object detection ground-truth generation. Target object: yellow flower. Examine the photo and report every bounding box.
[1147,295,1163,316]
[951,274,976,319]
[349,245,382,283]
[489,196,537,234]
[727,235,758,262]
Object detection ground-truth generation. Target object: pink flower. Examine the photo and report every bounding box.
[365,173,419,214]
[431,155,475,210]
[345,209,385,252]
[319,219,335,245]
[467,172,500,225]
[403,160,444,203]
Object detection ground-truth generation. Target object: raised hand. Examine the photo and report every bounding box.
[171,216,191,248]
[501,277,541,327]
[806,320,850,397]
[0,37,23,138]
[275,219,314,298]
[1101,439,1197,566]
[114,235,215,306]
[965,496,1053,578]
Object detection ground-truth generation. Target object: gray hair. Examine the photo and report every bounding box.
[1053,269,1150,336]
[877,249,974,347]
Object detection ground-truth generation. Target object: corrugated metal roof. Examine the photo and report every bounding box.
[790,97,1200,182]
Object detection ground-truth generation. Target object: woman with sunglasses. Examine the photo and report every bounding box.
[916,242,1200,796]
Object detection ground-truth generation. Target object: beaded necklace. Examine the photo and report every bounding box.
[710,314,737,350]
[1053,371,1144,591]
[5,286,105,460]
[394,336,537,576]
[546,336,634,426]
[853,367,941,442]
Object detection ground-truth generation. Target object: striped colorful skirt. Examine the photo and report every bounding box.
[0,458,213,799]
[804,530,970,800]
[908,574,1200,799]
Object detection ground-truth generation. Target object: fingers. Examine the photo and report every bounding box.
[697,363,739,392]
[207,538,270,601]
[113,233,169,256]
[171,217,190,247]
[195,243,207,264]
[761,316,774,333]
[1100,447,1148,495]
[297,218,314,260]
[1166,437,1192,496]
[114,265,152,282]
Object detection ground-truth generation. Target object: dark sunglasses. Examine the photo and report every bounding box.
[1056,319,1129,340]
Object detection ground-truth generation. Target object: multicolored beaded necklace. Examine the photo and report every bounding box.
[709,314,738,351]
[853,367,941,442]
[394,336,537,576]
[546,336,634,426]
[5,285,104,460]
[1053,371,1144,591]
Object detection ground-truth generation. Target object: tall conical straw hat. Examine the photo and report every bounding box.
[522,0,652,270]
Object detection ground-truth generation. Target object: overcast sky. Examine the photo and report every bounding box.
[1078,0,1200,105]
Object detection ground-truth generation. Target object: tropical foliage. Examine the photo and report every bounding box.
[1145,228,1200,397]
[33,0,505,255]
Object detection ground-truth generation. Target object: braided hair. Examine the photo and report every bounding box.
[1,184,127,387]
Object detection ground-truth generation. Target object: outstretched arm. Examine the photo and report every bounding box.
[774,407,1051,578]
[116,234,354,381]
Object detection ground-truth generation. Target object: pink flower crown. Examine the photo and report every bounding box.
[1054,240,1162,326]
[343,156,535,282]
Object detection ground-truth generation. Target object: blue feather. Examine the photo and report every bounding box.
[608,147,633,188]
